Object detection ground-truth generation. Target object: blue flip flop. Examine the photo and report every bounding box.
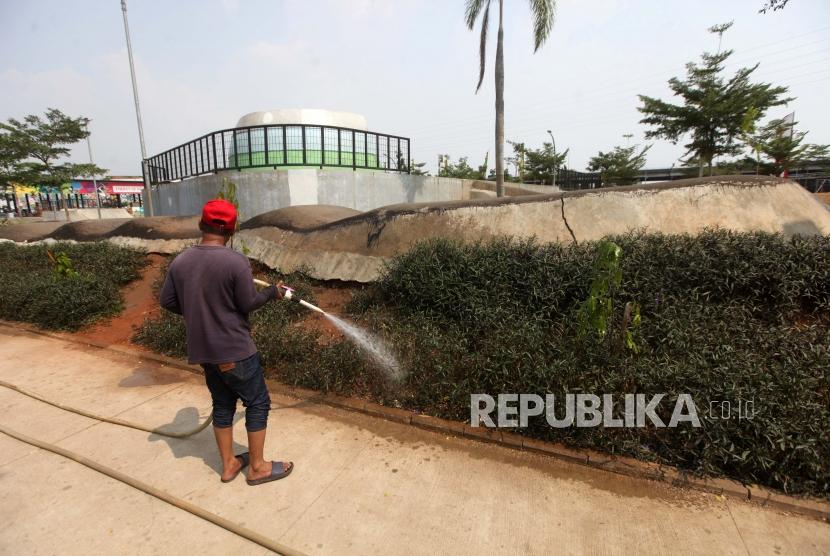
[221,452,250,483]
[246,461,294,486]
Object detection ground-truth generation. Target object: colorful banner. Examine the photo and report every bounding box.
[111,184,145,194]
[70,181,144,195]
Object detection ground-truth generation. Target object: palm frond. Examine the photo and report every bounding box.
[528,0,556,52]
[465,0,489,29]
[475,0,491,92]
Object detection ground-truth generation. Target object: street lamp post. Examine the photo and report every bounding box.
[121,0,154,216]
[546,130,557,188]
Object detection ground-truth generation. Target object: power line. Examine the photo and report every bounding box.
[410,27,830,167]
[405,33,830,137]
[410,56,830,143]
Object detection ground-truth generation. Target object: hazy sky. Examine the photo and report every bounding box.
[1,0,828,176]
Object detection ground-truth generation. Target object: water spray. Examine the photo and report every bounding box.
[253,278,404,381]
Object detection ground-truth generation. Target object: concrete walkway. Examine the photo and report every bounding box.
[0,324,828,555]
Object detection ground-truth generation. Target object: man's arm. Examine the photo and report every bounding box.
[159,269,182,315]
[233,259,277,314]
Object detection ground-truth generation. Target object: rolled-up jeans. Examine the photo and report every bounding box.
[201,352,271,432]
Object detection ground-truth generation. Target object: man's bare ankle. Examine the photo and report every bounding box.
[250,460,271,473]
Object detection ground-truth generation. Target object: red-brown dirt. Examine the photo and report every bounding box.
[73,253,166,348]
[68,253,358,348]
[816,193,830,206]
[292,284,359,342]
[248,259,360,341]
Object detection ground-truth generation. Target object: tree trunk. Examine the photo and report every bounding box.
[12,184,20,216]
[63,191,71,222]
[494,0,505,197]
[698,154,703,178]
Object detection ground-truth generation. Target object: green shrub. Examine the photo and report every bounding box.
[0,242,148,330]
[352,231,830,497]
[132,311,188,357]
[0,242,147,286]
[132,231,830,498]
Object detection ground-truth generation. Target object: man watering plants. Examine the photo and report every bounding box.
[160,199,294,485]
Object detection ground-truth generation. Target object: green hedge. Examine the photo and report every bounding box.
[134,231,830,497]
[0,242,147,330]
[354,231,830,497]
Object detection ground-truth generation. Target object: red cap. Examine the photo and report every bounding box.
[201,199,237,232]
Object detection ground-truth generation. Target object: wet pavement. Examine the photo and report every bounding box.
[0,323,828,555]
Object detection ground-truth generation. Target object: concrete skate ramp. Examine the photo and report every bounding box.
[106,216,202,240]
[241,205,362,232]
[0,221,64,242]
[236,176,830,282]
[48,219,132,241]
[462,179,551,197]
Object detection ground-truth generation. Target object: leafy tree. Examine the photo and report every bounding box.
[438,155,484,179]
[525,142,568,185]
[466,0,556,197]
[507,141,527,181]
[638,26,791,177]
[739,106,764,174]
[409,160,429,176]
[0,109,106,220]
[706,157,759,177]
[587,144,652,186]
[0,133,28,215]
[754,118,830,176]
[507,140,568,184]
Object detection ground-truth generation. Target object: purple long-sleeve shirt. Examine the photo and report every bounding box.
[159,245,277,364]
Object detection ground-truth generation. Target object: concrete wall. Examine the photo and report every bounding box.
[16,176,830,284]
[234,177,830,282]
[151,169,465,218]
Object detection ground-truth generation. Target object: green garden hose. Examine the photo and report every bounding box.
[0,380,307,556]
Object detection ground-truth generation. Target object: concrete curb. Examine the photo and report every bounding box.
[3,320,828,522]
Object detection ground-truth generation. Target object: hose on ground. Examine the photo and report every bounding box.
[0,380,307,556]
[0,379,213,438]
[0,422,307,556]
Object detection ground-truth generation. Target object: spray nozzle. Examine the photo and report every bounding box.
[253,278,324,312]
[253,278,293,299]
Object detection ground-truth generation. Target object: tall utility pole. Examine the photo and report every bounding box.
[121,0,154,216]
[84,121,103,220]
[546,130,557,188]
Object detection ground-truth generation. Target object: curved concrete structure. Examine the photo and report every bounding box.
[235,109,368,130]
[233,176,830,282]
[10,176,830,284]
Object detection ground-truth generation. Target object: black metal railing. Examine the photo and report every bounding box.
[553,168,603,190]
[146,124,411,185]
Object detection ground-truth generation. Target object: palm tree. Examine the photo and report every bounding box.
[466,0,556,197]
